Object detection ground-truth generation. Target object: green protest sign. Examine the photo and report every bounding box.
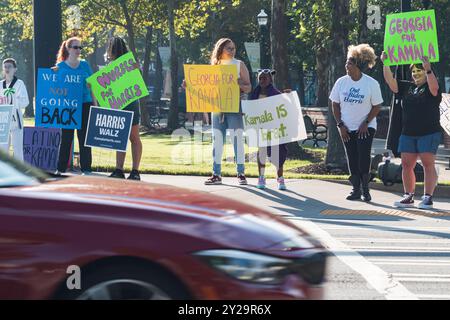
[87,52,149,109]
[384,9,439,66]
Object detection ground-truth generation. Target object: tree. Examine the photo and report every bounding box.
[270,0,289,89]
[325,0,350,170]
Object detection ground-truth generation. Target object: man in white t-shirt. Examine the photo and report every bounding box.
[0,58,30,161]
[329,44,383,202]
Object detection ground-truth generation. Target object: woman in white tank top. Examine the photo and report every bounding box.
[204,38,252,186]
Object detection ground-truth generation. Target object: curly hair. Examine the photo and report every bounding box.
[347,44,377,71]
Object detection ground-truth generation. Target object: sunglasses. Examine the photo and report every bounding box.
[257,69,272,74]
[224,47,236,51]
[69,46,83,50]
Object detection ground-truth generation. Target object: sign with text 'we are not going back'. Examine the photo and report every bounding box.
[36,68,84,129]
[85,107,133,152]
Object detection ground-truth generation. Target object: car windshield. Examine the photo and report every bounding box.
[0,149,49,187]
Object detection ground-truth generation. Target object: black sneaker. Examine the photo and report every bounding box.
[346,191,362,201]
[109,169,125,179]
[127,169,141,181]
[205,175,222,185]
[394,193,415,208]
[238,174,248,185]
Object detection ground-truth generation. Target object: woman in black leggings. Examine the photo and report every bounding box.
[329,44,383,202]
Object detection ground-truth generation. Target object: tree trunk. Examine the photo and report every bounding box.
[119,0,137,58]
[167,0,179,130]
[297,61,305,106]
[154,31,164,101]
[325,0,350,171]
[270,0,289,89]
[315,47,329,108]
[140,26,153,129]
[358,0,368,43]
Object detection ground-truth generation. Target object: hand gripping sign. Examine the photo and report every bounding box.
[87,52,149,110]
[242,91,307,148]
[384,9,439,66]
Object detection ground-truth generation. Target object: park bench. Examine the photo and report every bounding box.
[302,115,328,147]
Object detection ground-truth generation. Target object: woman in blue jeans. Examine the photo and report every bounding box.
[382,52,442,209]
[205,38,252,185]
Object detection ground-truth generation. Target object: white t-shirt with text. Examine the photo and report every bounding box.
[329,74,383,131]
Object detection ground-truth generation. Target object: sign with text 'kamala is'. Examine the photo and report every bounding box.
[0,105,13,144]
[384,10,439,66]
[440,94,450,136]
[85,107,133,152]
[184,64,240,113]
[242,91,307,147]
[23,127,61,171]
[36,68,83,129]
[87,52,149,110]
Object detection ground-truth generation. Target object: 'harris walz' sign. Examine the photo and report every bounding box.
[85,107,133,152]
[23,127,61,171]
[36,68,83,129]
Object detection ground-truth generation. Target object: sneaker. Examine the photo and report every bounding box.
[238,174,248,185]
[346,190,362,201]
[256,176,266,189]
[109,169,125,179]
[54,170,65,176]
[205,175,222,185]
[81,171,92,176]
[127,169,141,181]
[418,195,433,210]
[394,193,415,208]
[277,177,287,190]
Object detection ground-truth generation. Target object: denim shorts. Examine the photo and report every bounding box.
[398,132,441,154]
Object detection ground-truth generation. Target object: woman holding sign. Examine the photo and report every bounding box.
[55,37,95,175]
[106,37,142,181]
[330,44,383,202]
[205,38,252,185]
[0,58,29,161]
[382,52,442,209]
[250,69,288,191]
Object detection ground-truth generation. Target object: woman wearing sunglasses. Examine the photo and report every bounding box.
[0,58,29,161]
[250,69,288,190]
[205,38,252,185]
[54,37,96,175]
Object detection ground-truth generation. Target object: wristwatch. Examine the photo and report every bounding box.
[426,70,433,75]
[365,119,370,124]
[337,121,344,128]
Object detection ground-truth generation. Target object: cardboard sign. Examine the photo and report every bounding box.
[244,42,261,72]
[0,105,13,144]
[85,106,134,152]
[440,94,450,136]
[184,64,240,113]
[36,68,84,129]
[23,127,61,171]
[242,91,307,147]
[87,52,149,110]
[384,10,439,66]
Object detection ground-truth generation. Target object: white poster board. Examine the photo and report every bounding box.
[242,91,307,147]
[0,105,13,145]
[440,93,450,136]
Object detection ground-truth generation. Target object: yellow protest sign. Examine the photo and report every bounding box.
[184,64,240,113]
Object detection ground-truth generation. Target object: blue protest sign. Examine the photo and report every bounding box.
[23,127,61,171]
[36,68,83,129]
[85,106,133,152]
[0,105,13,145]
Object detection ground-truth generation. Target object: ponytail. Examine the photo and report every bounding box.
[56,37,81,63]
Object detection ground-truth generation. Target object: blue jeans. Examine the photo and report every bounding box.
[398,132,441,154]
[212,113,245,176]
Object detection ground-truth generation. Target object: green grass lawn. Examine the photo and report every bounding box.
[24,117,339,179]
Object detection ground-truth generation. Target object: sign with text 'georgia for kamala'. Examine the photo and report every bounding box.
[184,64,240,113]
[23,127,61,171]
[0,105,13,144]
[384,9,439,66]
[36,68,83,129]
[85,107,134,152]
[87,52,149,110]
[242,91,307,147]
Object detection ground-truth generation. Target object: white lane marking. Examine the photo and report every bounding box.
[319,225,450,231]
[350,246,450,252]
[392,273,450,278]
[369,259,450,263]
[373,262,450,266]
[396,278,450,283]
[337,238,450,244]
[288,218,418,300]
[417,294,450,299]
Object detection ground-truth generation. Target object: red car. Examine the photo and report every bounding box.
[0,153,327,300]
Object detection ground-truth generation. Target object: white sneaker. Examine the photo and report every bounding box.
[418,195,433,210]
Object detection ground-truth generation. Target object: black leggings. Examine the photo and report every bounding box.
[57,103,92,172]
[343,128,376,176]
